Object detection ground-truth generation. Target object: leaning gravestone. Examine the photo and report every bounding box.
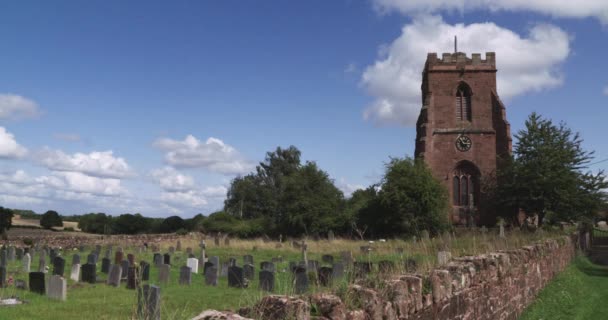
[29,272,46,294]
[140,261,150,281]
[187,258,199,274]
[244,263,255,280]
[294,266,308,294]
[179,266,192,286]
[70,263,80,282]
[259,270,274,292]
[138,284,161,320]
[318,267,333,286]
[158,264,170,284]
[53,256,66,276]
[101,257,111,274]
[23,253,31,273]
[48,275,67,301]
[205,266,218,286]
[107,264,122,287]
[228,266,244,288]
[81,263,97,284]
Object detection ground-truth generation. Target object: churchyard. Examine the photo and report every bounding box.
[0,227,567,320]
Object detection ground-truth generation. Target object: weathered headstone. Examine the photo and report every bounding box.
[70,263,80,282]
[228,266,244,288]
[53,256,66,276]
[127,266,139,289]
[204,266,218,286]
[318,267,333,286]
[210,256,219,268]
[101,257,111,273]
[259,270,274,292]
[29,272,45,294]
[321,254,334,264]
[81,263,97,284]
[153,253,162,267]
[158,264,170,284]
[127,253,135,266]
[87,253,97,265]
[121,260,130,279]
[138,284,161,320]
[163,253,171,265]
[243,254,254,265]
[332,262,344,279]
[140,261,150,281]
[0,249,6,267]
[15,279,27,290]
[437,251,451,266]
[228,257,237,267]
[107,264,122,287]
[16,247,23,260]
[9,246,16,261]
[243,263,255,280]
[176,240,182,251]
[23,253,31,273]
[187,258,199,274]
[115,251,124,265]
[328,230,335,242]
[294,266,308,294]
[39,254,47,273]
[169,246,175,254]
[499,221,506,238]
[260,261,275,273]
[48,275,67,301]
[179,266,191,286]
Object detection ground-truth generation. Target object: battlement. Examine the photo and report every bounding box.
[426,52,496,69]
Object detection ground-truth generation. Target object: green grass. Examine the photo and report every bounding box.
[521,255,608,320]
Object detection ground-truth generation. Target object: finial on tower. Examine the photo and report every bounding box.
[454,35,457,53]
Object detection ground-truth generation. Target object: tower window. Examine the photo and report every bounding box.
[456,83,472,122]
[452,162,479,207]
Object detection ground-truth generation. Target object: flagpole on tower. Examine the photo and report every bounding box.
[454,35,457,53]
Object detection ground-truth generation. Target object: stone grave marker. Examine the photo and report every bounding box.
[224,237,230,246]
[243,254,254,265]
[9,246,16,261]
[437,251,451,266]
[105,249,112,259]
[186,247,192,255]
[307,260,319,272]
[39,254,47,273]
[163,253,171,265]
[72,254,80,266]
[23,253,31,273]
[53,256,66,276]
[260,261,275,273]
[321,254,334,264]
[70,263,80,282]
[243,263,255,280]
[176,240,182,251]
[294,266,308,294]
[101,257,111,273]
[220,262,229,277]
[203,261,214,276]
[0,249,6,267]
[332,262,344,279]
[0,266,6,288]
[259,270,274,292]
[158,264,170,284]
[127,253,135,266]
[214,237,220,246]
[108,264,122,287]
[121,260,130,279]
[228,266,244,288]
[127,266,139,289]
[153,253,162,266]
[228,257,237,267]
[87,253,97,265]
[499,221,506,238]
[328,230,335,242]
[49,248,57,262]
[48,275,67,301]
[318,267,333,286]
[340,251,353,265]
[179,266,191,285]
[15,279,27,290]
[210,256,219,268]
[205,266,218,286]
[405,258,417,272]
[138,284,161,320]
[81,263,97,284]
[115,251,124,265]
[141,261,150,281]
[29,272,45,294]
[187,258,199,274]
[16,247,23,260]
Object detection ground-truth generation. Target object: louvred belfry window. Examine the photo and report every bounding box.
[456,83,472,122]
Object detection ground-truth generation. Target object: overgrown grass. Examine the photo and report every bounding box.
[0,228,566,320]
[520,255,608,320]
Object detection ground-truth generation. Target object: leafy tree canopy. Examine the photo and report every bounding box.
[40,210,63,229]
[0,206,14,240]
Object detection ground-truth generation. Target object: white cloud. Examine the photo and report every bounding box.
[372,0,608,24]
[361,16,570,125]
[150,167,196,192]
[36,148,133,179]
[0,126,27,158]
[337,178,365,198]
[0,94,40,120]
[154,135,253,175]
[160,190,208,208]
[39,171,127,197]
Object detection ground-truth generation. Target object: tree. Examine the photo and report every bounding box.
[40,210,63,229]
[112,213,150,234]
[159,215,186,233]
[358,157,450,237]
[497,113,607,226]
[0,207,14,240]
[78,213,113,234]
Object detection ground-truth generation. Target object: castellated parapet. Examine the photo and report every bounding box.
[425,52,496,70]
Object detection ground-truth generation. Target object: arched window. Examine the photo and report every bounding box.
[456,83,472,122]
[452,161,479,207]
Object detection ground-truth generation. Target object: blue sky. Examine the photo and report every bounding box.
[0,0,607,217]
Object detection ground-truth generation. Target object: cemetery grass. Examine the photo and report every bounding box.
[520,255,608,320]
[0,229,567,320]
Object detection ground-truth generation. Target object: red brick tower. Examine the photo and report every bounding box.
[414,52,512,225]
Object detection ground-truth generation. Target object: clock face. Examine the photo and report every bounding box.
[456,135,472,151]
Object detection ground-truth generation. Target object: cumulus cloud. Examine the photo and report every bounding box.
[36,148,133,179]
[160,190,208,208]
[150,166,196,192]
[0,94,41,120]
[337,178,365,198]
[361,16,570,125]
[154,135,253,175]
[372,0,608,24]
[38,171,127,197]
[0,126,27,158]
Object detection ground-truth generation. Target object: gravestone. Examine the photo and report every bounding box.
[259,270,274,292]
[0,249,6,267]
[176,240,182,251]
[260,261,275,273]
[214,237,220,246]
[220,262,229,277]
[72,254,80,266]
[179,266,191,286]
[140,261,150,281]
[23,253,31,273]
[332,262,344,279]
[340,251,353,265]
[9,246,16,261]
[318,267,333,286]
[421,230,430,241]
[204,266,218,286]
[138,284,161,320]
[127,253,135,266]
[153,253,162,266]
[210,256,219,269]
[81,263,97,284]
[353,262,372,278]
[224,237,230,246]
[158,264,170,284]
[243,254,254,265]
[87,253,97,265]
[322,254,334,264]
[101,257,111,273]
[70,263,80,282]
[0,266,5,288]
[39,254,47,272]
[115,251,124,265]
[437,251,451,266]
[405,258,417,272]
[203,261,214,276]
[328,230,335,242]
[121,260,130,279]
[163,253,171,265]
[228,257,237,267]
[379,260,396,273]
[127,266,139,289]
[16,247,23,260]
[499,221,506,238]
[49,249,56,262]
[15,279,27,290]
[294,266,308,294]
[105,249,112,259]
[53,256,66,276]
[243,263,255,280]
[307,260,319,272]
[107,264,122,287]
[186,247,192,255]
[169,247,175,254]
[48,275,67,301]
[187,258,199,274]
[29,272,46,294]
[228,266,244,288]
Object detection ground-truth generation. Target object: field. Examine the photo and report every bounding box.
[10,215,81,231]
[0,229,567,320]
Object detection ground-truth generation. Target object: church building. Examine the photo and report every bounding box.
[414,51,512,225]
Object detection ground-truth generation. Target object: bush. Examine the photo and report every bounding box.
[175,228,188,235]
[64,227,75,232]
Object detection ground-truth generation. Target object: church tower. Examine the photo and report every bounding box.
[414,51,512,225]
